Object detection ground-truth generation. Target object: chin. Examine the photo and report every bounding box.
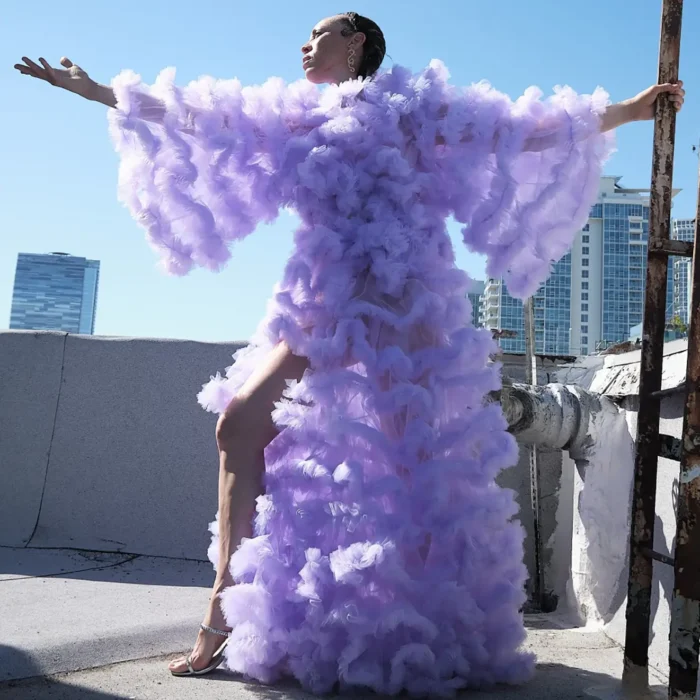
[304,66,328,85]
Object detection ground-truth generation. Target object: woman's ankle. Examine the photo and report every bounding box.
[203,592,231,631]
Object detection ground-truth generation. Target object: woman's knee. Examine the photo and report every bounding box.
[215,342,309,454]
[215,396,245,450]
[215,394,274,453]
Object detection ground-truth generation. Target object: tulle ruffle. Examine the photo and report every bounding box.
[109,59,613,695]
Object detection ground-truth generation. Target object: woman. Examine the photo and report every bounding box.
[15,11,684,696]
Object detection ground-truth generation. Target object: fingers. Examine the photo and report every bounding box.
[60,57,73,68]
[654,81,685,111]
[668,82,684,95]
[668,80,685,112]
[14,63,36,77]
[14,57,42,79]
[669,93,684,111]
[22,56,45,75]
[654,83,676,97]
[657,81,684,94]
[16,56,53,83]
[13,56,68,86]
[38,57,57,85]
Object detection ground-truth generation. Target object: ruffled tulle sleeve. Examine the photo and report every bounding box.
[422,61,615,299]
[107,69,318,275]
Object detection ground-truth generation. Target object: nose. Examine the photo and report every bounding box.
[301,43,311,55]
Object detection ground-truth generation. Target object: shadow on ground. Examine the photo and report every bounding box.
[163,664,642,699]
[0,648,640,700]
[0,647,132,699]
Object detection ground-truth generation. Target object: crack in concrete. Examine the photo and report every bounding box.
[0,553,141,583]
[25,333,69,549]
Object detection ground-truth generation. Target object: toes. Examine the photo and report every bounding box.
[169,655,186,670]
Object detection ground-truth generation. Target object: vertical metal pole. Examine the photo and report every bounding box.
[524,299,537,395]
[524,297,543,608]
[668,160,700,700]
[623,0,682,682]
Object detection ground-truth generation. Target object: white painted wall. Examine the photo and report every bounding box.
[555,341,690,688]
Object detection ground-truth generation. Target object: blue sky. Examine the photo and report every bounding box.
[2,0,698,342]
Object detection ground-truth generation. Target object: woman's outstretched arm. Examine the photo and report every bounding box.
[16,56,314,275]
[600,81,685,131]
[15,56,117,107]
[522,81,686,151]
[445,80,687,152]
[14,56,171,123]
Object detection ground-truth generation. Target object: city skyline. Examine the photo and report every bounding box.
[481,177,694,355]
[10,252,100,334]
[9,207,694,352]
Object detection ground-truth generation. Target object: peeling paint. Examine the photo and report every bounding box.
[680,465,700,484]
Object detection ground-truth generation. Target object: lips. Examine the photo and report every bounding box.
[303,56,313,67]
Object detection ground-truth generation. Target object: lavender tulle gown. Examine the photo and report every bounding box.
[108,60,613,696]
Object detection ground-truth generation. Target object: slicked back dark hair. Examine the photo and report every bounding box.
[339,12,386,78]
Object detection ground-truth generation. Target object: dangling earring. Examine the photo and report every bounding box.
[347,47,356,73]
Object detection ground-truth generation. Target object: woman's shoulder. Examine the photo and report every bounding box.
[372,60,452,91]
[286,62,467,116]
[355,60,454,114]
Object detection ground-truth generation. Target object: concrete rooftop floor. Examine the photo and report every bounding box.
[0,546,670,700]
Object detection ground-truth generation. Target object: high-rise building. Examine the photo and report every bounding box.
[9,252,100,334]
[483,177,681,355]
[467,280,485,328]
[671,218,695,326]
[482,252,572,355]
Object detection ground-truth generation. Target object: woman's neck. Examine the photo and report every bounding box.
[329,66,357,85]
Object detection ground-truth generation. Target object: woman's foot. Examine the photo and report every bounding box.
[168,596,232,674]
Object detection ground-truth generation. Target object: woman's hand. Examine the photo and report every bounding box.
[14,56,98,100]
[14,56,117,107]
[600,81,685,132]
[627,80,685,121]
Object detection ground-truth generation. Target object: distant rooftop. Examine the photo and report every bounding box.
[603,175,680,198]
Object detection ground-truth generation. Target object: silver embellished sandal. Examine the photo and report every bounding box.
[170,623,231,677]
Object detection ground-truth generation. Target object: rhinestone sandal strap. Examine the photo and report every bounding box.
[200,623,231,637]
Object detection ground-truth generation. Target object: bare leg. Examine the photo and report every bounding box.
[169,342,309,673]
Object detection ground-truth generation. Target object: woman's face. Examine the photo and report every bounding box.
[301,16,364,85]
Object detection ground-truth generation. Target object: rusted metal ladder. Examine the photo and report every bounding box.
[623,1,700,698]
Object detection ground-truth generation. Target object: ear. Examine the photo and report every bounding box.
[351,32,367,48]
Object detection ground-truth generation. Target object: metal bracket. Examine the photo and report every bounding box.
[643,547,675,567]
[648,238,694,257]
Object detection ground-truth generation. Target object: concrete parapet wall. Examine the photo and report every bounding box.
[0,331,564,591]
[1,331,244,559]
[1,332,65,546]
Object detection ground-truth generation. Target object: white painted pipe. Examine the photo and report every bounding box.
[498,382,636,627]
[499,382,602,457]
